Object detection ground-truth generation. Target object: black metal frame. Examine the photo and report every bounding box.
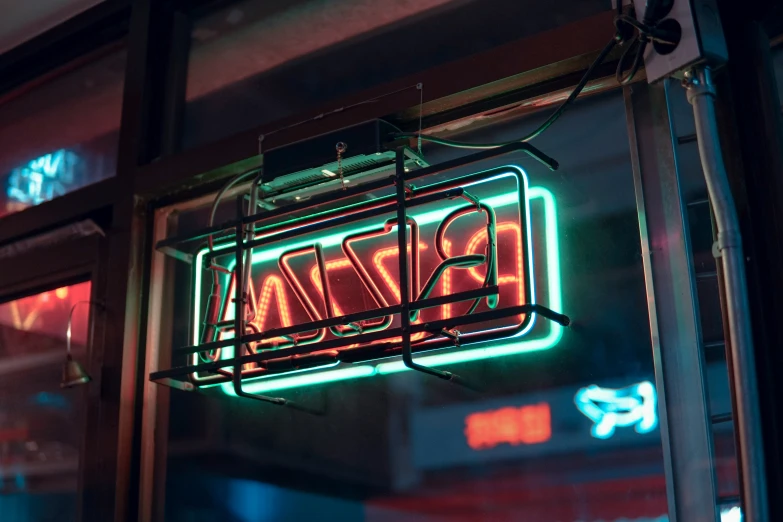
[149,145,569,400]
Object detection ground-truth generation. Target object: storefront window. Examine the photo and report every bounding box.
[182,0,608,148]
[149,90,692,521]
[0,46,126,218]
[0,281,91,522]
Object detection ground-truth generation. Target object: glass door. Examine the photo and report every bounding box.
[0,232,105,522]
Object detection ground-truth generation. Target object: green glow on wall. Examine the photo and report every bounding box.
[188,168,563,394]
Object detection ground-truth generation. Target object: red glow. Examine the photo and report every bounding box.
[464,403,551,450]
[343,229,394,308]
[442,238,453,319]
[256,276,293,332]
[372,242,427,302]
[227,219,529,344]
[465,222,525,306]
[280,248,326,321]
[223,275,294,346]
[0,281,91,346]
[209,178,531,369]
[220,217,529,350]
[371,242,429,341]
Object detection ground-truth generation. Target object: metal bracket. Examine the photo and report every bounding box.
[440,328,461,347]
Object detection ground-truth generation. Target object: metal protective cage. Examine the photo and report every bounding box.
[149,142,570,407]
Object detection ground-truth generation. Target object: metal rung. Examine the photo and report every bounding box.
[678,133,698,145]
[686,197,710,207]
[711,412,733,424]
[717,494,740,506]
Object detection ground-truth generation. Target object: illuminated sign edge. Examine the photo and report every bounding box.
[186,165,561,393]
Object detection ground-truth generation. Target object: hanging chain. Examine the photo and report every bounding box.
[336,141,347,190]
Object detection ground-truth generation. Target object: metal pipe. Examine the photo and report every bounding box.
[684,67,768,522]
[242,173,262,322]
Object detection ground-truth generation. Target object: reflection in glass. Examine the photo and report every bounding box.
[182,0,608,148]
[0,281,91,522]
[0,47,125,218]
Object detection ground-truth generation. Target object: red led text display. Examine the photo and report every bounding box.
[465,403,552,450]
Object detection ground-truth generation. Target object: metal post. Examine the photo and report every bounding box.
[684,66,768,522]
[624,81,719,522]
[395,148,414,372]
[714,6,783,515]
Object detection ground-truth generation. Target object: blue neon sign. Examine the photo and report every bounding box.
[574,381,658,439]
[6,150,79,206]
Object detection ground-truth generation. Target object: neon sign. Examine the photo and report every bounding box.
[6,150,78,209]
[574,381,658,439]
[464,402,552,450]
[170,166,565,394]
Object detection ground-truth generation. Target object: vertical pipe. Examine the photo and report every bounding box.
[242,174,261,322]
[233,220,245,388]
[395,149,414,369]
[685,66,768,522]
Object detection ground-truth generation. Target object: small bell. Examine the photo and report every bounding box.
[60,301,100,388]
[61,354,91,389]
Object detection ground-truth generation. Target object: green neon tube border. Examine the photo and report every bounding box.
[186,169,561,393]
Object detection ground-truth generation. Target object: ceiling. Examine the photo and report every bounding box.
[0,0,103,55]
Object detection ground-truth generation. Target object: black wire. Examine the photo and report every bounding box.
[616,13,648,34]
[392,5,674,151]
[392,36,618,150]
[616,35,648,85]
[614,1,677,85]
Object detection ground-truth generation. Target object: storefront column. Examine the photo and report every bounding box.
[624,81,719,522]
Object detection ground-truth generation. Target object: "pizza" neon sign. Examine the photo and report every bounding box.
[181,165,565,395]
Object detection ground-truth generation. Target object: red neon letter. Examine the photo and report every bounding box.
[465,222,526,308]
[309,259,351,317]
[222,274,293,346]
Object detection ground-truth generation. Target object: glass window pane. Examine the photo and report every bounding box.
[183,0,608,149]
[154,91,676,521]
[0,1,105,54]
[0,47,125,218]
[0,281,91,522]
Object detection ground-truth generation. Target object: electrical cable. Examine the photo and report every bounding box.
[393,2,677,150]
[615,1,678,85]
[391,36,617,150]
[205,167,260,283]
[198,167,261,350]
